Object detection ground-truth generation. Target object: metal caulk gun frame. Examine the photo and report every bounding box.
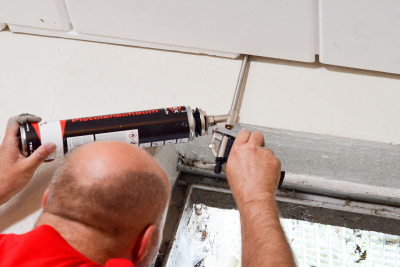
[207,55,285,188]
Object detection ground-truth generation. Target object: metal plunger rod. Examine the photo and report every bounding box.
[216,55,250,161]
[226,55,250,129]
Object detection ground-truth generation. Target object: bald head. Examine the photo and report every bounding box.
[43,141,170,244]
[70,141,169,186]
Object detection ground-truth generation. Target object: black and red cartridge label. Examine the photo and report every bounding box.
[21,106,191,159]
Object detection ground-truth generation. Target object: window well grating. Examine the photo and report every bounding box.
[166,204,400,267]
[282,219,400,266]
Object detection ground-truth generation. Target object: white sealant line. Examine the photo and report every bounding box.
[7,25,240,58]
[191,184,232,194]
[284,173,400,200]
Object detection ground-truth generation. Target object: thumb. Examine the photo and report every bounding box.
[23,143,56,171]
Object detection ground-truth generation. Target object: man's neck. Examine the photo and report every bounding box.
[36,212,131,265]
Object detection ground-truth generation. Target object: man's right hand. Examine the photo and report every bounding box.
[226,129,296,266]
[226,129,281,208]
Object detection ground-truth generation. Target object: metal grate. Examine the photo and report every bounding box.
[166,205,400,267]
[282,219,400,267]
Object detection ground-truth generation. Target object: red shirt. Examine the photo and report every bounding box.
[0,225,134,267]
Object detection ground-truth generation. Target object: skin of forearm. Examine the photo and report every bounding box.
[0,176,13,205]
[239,200,296,267]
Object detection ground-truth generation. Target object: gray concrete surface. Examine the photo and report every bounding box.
[177,124,400,205]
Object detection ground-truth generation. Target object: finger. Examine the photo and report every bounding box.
[22,143,56,171]
[248,131,265,147]
[2,121,20,146]
[14,114,42,125]
[233,129,251,145]
[262,147,275,156]
[4,114,42,146]
[7,116,18,127]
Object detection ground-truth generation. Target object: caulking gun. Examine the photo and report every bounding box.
[19,55,285,187]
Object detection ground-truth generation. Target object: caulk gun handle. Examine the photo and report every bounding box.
[214,136,235,175]
[214,137,286,190]
[277,171,285,189]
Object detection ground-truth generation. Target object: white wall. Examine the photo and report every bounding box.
[1,31,399,234]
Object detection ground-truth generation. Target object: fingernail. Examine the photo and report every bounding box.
[46,143,56,152]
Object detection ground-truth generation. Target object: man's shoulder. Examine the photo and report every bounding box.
[105,259,134,267]
[0,226,135,267]
[0,225,101,266]
[0,227,36,248]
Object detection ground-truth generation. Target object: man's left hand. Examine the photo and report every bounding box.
[0,114,56,205]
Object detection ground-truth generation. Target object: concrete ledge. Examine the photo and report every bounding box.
[176,124,400,206]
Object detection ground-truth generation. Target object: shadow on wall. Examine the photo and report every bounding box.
[0,161,58,232]
[253,55,400,81]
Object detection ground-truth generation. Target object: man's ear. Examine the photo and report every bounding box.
[42,188,49,209]
[132,225,155,263]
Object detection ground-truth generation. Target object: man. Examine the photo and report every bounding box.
[0,114,296,266]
